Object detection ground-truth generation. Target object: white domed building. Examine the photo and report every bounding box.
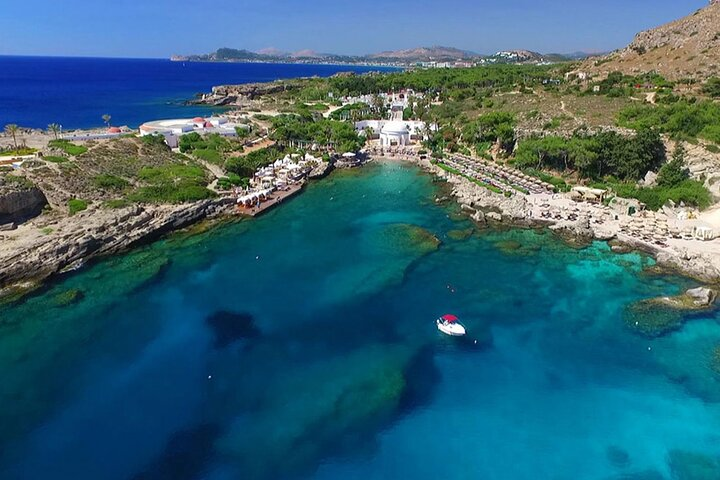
[379,121,411,147]
[355,119,431,147]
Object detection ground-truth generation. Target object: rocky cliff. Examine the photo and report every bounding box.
[0,184,47,225]
[193,81,304,106]
[0,199,234,291]
[581,1,720,80]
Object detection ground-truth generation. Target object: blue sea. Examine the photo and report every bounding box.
[0,56,389,130]
[1,161,719,479]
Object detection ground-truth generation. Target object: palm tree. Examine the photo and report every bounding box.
[102,114,112,128]
[364,126,375,141]
[48,123,61,140]
[4,124,20,150]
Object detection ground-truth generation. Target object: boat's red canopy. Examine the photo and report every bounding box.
[442,314,458,322]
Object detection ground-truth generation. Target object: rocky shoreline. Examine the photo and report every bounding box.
[0,198,235,301]
[403,154,720,284]
[2,154,719,304]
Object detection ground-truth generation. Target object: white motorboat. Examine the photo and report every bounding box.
[436,314,466,337]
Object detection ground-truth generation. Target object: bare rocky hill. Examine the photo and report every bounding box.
[581,0,720,80]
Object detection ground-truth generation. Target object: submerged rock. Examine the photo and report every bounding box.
[52,288,84,307]
[668,449,720,479]
[606,445,631,468]
[0,281,41,307]
[216,344,415,479]
[492,239,541,257]
[494,239,521,253]
[712,346,720,376]
[608,239,632,254]
[625,288,717,337]
[447,228,474,241]
[385,224,441,256]
[132,424,220,480]
[624,300,691,337]
[205,311,260,348]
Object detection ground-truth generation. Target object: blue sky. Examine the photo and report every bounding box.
[0,0,709,58]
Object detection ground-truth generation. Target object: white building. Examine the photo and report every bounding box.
[138,116,247,148]
[355,120,431,147]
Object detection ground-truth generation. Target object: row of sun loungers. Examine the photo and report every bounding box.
[443,155,555,195]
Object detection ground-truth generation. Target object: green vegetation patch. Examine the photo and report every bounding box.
[270,114,363,153]
[128,163,214,203]
[618,100,720,143]
[103,199,132,209]
[0,147,37,157]
[514,129,666,182]
[225,146,284,178]
[93,174,129,190]
[67,198,89,215]
[193,148,223,164]
[43,155,68,163]
[2,175,35,189]
[607,180,711,211]
[702,77,720,98]
[217,173,248,191]
[48,139,88,156]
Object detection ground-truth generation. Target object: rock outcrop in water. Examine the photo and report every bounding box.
[384,223,441,255]
[668,449,720,479]
[624,287,717,337]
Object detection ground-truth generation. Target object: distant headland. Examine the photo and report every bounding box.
[171,46,601,68]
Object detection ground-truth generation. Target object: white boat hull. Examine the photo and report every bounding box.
[437,320,466,336]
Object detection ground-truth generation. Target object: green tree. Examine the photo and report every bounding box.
[657,143,690,187]
[47,123,61,140]
[4,124,20,150]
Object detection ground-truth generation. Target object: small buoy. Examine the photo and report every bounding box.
[208,375,212,379]
[255,256,260,260]
[647,346,652,351]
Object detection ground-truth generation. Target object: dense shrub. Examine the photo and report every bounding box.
[128,163,214,203]
[514,129,665,181]
[702,77,720,98]
[610,180,711,210]
[225,146,283,178]
[68,198,88,215]
[618,100,720,143]
[93,174,129,190]
[193,148,223,164]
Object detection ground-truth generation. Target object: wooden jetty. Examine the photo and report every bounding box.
[236,183,304,217]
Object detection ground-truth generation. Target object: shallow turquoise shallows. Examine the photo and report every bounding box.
[1,162,720,480]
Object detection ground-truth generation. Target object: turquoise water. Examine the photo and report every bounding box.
[1,161,720,479]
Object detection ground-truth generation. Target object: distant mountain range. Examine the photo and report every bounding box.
[171,46,603,66]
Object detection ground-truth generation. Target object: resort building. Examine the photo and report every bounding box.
[138,116,247,148]
[355,120,431,147]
